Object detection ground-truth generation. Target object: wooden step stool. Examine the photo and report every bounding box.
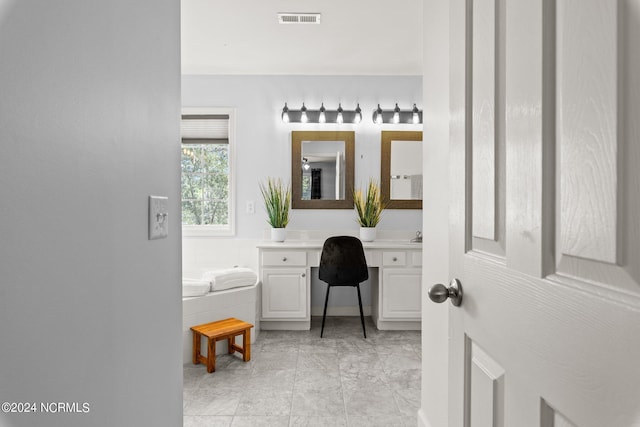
[190,317,254,373]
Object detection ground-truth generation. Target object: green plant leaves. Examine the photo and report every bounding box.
[353,179,386,227]
[259,177,291,228]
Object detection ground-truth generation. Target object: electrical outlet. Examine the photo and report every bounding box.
[246,201,255,214]
[149,196,168,240]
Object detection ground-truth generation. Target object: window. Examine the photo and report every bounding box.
[181,108,235,236]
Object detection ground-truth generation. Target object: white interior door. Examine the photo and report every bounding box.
[335,150,341,199]
[434,0,640,426]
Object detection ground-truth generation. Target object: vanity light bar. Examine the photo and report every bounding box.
[281,103,363,124]
[372,103,423,125]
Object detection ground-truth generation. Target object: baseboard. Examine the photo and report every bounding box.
[260,320,310,330]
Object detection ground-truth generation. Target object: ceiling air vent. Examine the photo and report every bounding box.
[278,13,321,24]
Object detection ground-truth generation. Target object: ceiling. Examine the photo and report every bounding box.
[181,0,423,75]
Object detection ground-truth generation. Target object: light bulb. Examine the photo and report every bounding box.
[319,103,326,123]
[300,103,308,123]
[354,104,362,124]
[281,103,290,123]
[393,103,400,124]
[336,104,344,124]
[375,104,383,124]
[412,104,420,124]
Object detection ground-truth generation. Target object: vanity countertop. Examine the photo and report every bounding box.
[256,240,422,250]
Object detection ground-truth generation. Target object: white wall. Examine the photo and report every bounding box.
[181,75,423,276]
[0,2,182,426]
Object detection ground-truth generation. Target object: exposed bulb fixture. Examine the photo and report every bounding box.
[279,103,362,124]
[319,103,326,123]
[281,103,290,123]
[393,103,400,124]
[372,103,422,124]
[354,104,362,124]
[375,104,384,124]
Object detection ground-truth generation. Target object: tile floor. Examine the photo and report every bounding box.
[183,316,421,427]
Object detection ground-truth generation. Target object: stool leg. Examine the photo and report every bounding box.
[207,338,216,373]
[321,284,331,338]
[243,329,251,362]
[228,336,234,354]
[192,332,200,365]
[357,283,367,339]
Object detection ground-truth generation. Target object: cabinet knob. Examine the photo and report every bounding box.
[392,257,398,262]
[282,257,287,262]
[301,273,306,277]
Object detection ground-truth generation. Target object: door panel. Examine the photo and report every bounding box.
[470,0,507,258]
[541,401,578,427]
[466,338,505,427]
[557,0,618,264]
[556,0,640,297]
[447,0,640,426]
[471,0,497,242]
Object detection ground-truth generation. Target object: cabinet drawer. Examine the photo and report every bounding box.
[382,251,407,266]
[262,251,307,267]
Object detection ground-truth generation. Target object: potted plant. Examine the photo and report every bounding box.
[259,177,291,242]
[353,179,386,241]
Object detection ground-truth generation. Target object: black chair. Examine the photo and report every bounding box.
[318,236,369,338]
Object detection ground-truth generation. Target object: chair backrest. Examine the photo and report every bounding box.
[319,236,369,285]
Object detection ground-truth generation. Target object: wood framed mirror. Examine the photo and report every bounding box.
[291,131,355,209]
[381,130,423,209]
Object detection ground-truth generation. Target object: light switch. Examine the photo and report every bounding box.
[149,196,168,240]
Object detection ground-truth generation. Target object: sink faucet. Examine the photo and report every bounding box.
[411,231,422,243]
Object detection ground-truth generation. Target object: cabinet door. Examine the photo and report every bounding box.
[381,268,422,319]
[261,268,307,319]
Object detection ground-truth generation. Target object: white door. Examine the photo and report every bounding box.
[423,0,640,426]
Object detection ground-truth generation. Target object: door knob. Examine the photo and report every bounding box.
[428,279,463,307]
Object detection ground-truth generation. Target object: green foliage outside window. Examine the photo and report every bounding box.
[181,144,229,226]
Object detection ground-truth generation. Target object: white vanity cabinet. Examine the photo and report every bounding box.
[376,250,422,326]
[261,268,307,319]
[380,269,422,318]
[259,250,310,330]
[257,240,421,331]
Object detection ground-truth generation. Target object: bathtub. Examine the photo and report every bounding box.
[182,280,260,365]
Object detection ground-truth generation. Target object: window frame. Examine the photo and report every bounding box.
[181,107,236,237]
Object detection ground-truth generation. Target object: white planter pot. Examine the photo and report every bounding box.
[271,228,287,242]
[359,227,376,242]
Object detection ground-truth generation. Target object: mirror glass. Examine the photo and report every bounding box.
[292,131,354,209]
[301,141,345,200]
[381,131,423,209]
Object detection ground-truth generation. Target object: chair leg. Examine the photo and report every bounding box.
[321,284,331,338]
[356,283,366,338]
